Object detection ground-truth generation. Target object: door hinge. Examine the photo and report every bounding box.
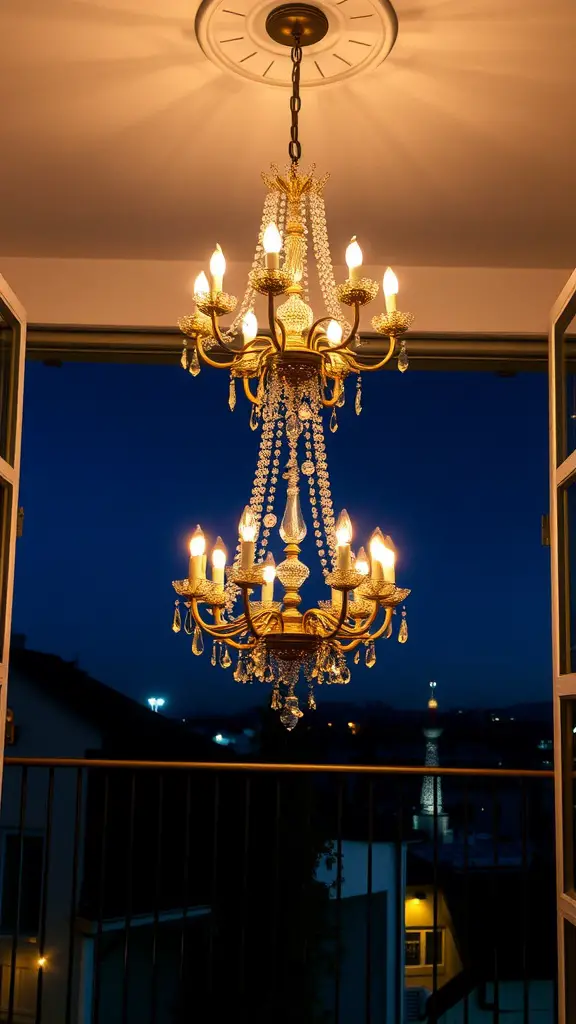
[541,513,550,547]
[16,507,24,538]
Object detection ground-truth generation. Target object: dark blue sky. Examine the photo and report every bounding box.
[12,360,551,716]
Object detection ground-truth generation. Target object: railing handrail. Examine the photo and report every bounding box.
[2,757,554,777]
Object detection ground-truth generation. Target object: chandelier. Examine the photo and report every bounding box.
[171,4,413,730]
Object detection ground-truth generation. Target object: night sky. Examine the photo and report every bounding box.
[12,359,551,717]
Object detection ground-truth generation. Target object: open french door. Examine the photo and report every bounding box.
[550,268,576,1021]
[0,276,26,793]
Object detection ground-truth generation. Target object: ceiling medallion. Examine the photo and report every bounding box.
[195,0,398,87]
[173,14,413,730]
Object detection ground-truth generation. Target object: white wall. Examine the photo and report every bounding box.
[0,256,571,335]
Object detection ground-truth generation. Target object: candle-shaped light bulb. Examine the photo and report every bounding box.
[242,311,258,343]
[209,244,226,294]
[383,267,398,313]
[382,534,396,582]
[335,508,353,570]
[369,527,386,581]
[355,546,370,577]
[194,271,210,296]
[345,236,363,283]
[189,525,206,581]
[238,505,257,567]
[326,320,343,347]
[211,536,227,588]
[262,552,276,603]
[263,222,282,269]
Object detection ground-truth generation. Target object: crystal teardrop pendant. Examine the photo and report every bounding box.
[298,402,311,421]
[398,341,409,374]
[355,376,362,416]
[329,409,338,433]
[340,665,351,684]
[365,642,376,668]
[336,387,345,408]
[271,686,281,710]
[180,344,188,370]
[264,664,275,684]
[192,625,204,656]
[354,648,360,665]
[211,642,218,667]
[189,347,201,377]
[398,607,409,643]
[228,375,237,411]
[184,606,193,635]
[220,646,232,669]
[250,404,259,431]
[172,600,182,633]
[286,413,301,439]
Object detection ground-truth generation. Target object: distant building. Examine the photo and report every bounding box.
[412,683,453,844]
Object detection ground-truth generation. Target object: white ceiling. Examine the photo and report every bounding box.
[0,0,575,267]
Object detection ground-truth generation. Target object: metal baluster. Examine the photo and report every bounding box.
[365,777,373,1024]
[207,775,219,996]
[432,770,439,1023]
[272,777,281,998]
[394,776,404,1024]
[334,776,343,1024]
[178,774,192,986]
[7,766,28,1024]
[121,773,136,1024]
[92,772,109,1024]
[492,782,500,1023]
[463,780,470,1024]
[521,779,529,1024]
[35,767,54,1024]
[151,775,163,1024]
[65,768,83,1024]
[239,776,251,996]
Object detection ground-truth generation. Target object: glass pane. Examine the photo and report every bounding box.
[425,929,443,966]
[405,932,421,966]
[0,309,17,467]
[558,478,576,675]
[0,478,12,665]
[0,835,43,934]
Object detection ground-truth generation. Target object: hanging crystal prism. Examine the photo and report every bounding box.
[340,665,351,684]
[398,607,409,643]
[280,694,303,731]
[398,341,409,373]
[355,375,362,415]
[180,344,188,370]
[336,387,345,408]
[228,374,237,411]
[329,408,338,433]
[184,605,193,635]
[307,684,317,710]
[172,600,182,633]
[192,625,204,656]
[220,646,232,668]
[354,648,360,665]
[188,347,201,377]
[211,641,218,667]
[250,404,260,431]
[365,642,376,668]
[271,686,281,710]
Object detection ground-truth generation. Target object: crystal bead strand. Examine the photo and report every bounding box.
[300,196,310,305]
[224,191,279,342]
[309,192,350,331]
[303,427,329,577]
[256,418,283,562]
[311,408,336,567]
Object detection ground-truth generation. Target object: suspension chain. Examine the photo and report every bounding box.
[289,28,302,165]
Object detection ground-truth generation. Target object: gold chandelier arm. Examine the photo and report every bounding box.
[348,337,396,373]
[334,601,380,637]
[196,337,236,370]
[320,374,343,408]
[316,302,361,354]
[240,585,284,638]
[336,637,364,653]
[307,315,332,350]
[275,315,287,352]
[267,294,282,353]
[243,377,260,405]
[190,599,248,638]
[364,605,394,641]
[302,591,349,639]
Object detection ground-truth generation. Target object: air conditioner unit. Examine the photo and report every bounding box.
[405,987,427,1021]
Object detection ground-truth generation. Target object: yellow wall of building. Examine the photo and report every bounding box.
[404,885,462,991]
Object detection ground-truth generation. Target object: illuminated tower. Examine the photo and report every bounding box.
[413,682,453,843]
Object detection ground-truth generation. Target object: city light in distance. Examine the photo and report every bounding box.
[148,697,166,713]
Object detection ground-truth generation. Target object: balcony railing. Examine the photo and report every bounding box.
[0,758,556,1024]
